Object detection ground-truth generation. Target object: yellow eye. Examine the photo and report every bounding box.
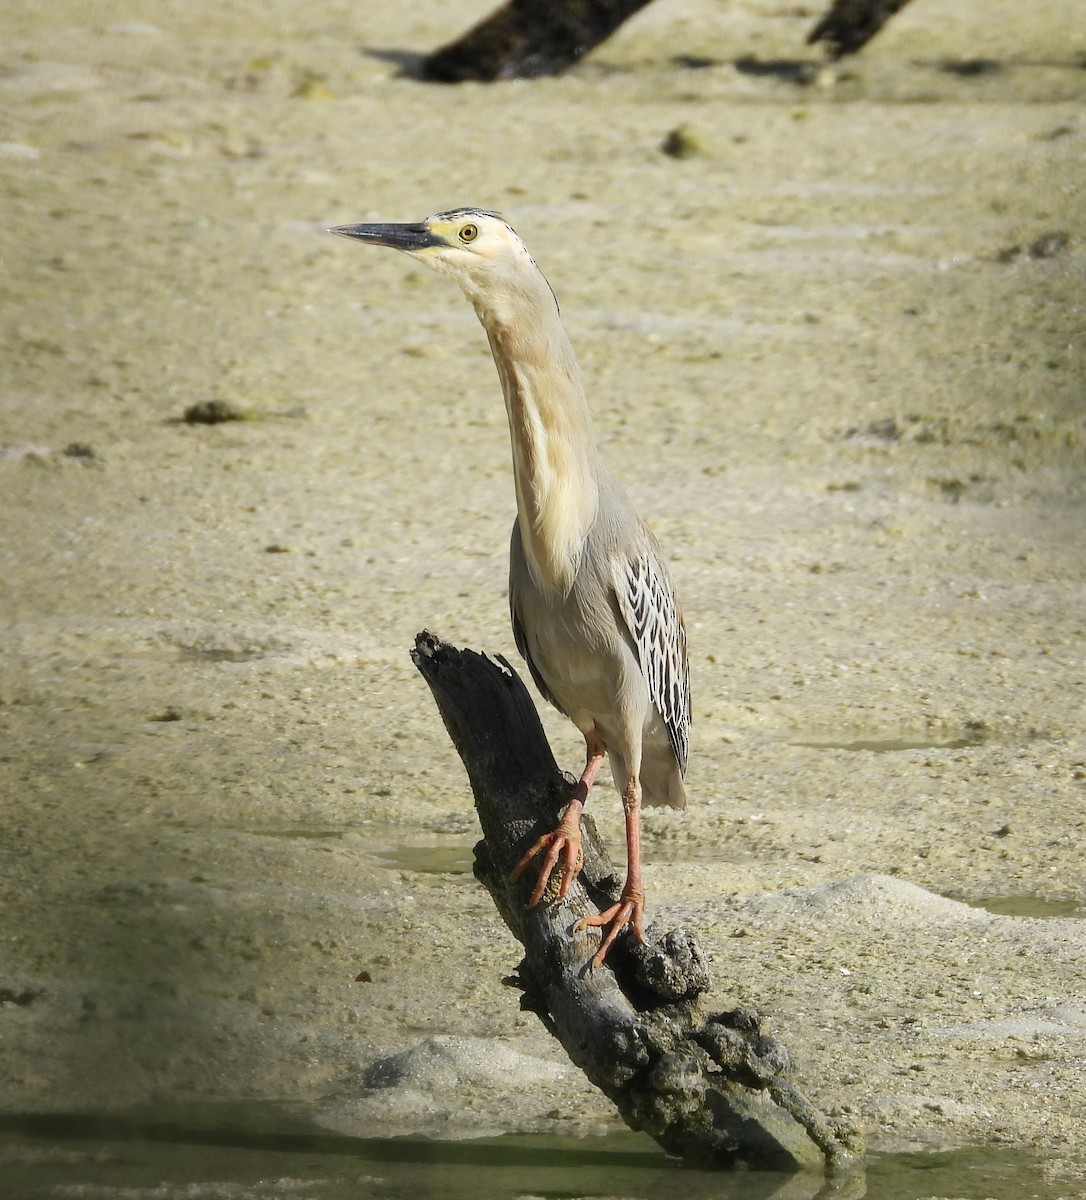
[459,223,478,244]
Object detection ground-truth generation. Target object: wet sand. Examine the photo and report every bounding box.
[1,0,1084,1189]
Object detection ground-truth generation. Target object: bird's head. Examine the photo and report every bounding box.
[329,209,549,317]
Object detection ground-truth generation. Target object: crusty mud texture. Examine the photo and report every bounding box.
[0,0,1083,1188]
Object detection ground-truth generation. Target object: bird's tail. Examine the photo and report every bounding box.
[609,749,687,811]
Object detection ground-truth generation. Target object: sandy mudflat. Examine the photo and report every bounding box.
[1,0,1084,1185]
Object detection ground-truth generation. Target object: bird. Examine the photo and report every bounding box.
[329,209,690,967]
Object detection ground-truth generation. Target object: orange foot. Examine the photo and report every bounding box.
[508,812,584,907]
[577,885,645,968]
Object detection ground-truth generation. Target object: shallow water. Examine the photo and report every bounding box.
[0,1104,1074,1200]
[377,845,475,875]
[793,737,983,754]
[957,894,1085,919]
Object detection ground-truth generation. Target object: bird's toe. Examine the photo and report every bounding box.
[578,888,646,968]
[509,820,584,907]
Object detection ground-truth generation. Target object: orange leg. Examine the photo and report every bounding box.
[509,732,606,905]
[578,776,645,968]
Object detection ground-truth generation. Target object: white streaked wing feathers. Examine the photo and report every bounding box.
[614,550,690,775]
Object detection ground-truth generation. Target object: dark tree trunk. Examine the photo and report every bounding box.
[410,631,862,1174]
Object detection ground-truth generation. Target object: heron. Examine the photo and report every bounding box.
[330,209,690,967]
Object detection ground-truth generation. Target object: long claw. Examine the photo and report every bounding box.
[508,820,583,907]
[577,887,646,968]
[509,744,602,909]
[508,831,554,884]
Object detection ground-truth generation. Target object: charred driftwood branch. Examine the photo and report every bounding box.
[419,0,916,82]
[410,630,861,1173]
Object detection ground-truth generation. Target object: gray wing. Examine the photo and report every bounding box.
[509,517,563,713]
[613,544,691,775]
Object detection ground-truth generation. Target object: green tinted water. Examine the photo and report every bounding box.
[0,1104,1076,1200]
[794,737,982,753]
[957,893,1084,919]
[377,845,475,875]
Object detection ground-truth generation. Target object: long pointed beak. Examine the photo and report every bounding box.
[327,222,445,252]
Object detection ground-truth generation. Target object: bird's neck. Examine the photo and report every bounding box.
[473,285,601,595]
